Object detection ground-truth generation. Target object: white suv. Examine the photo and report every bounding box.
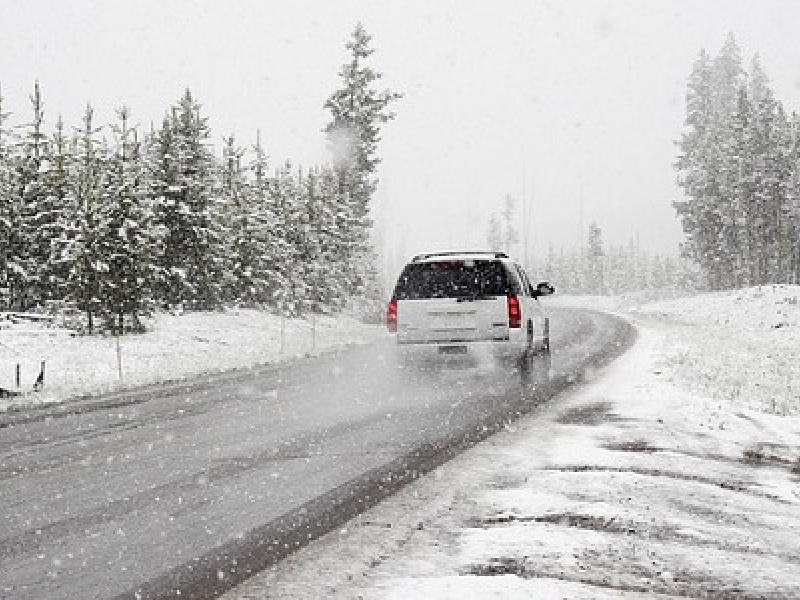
[387,251,554,367]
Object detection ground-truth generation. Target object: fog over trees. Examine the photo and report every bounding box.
[485,33,800,297]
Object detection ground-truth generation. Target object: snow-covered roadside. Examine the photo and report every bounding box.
[226,286,800,599]
[0,309,383,413]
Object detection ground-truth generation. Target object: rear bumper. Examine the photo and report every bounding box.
[395,330,527,361]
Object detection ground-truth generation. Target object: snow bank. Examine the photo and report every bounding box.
[631,284,800,416]
[549,285,800,416]
[0,309,383,413]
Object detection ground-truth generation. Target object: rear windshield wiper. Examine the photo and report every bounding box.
[456,294,497,302]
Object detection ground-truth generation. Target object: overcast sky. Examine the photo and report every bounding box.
[3,0,800,277]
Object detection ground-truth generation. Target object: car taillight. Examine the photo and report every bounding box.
[507,295,521,328]
[387,299,398,333]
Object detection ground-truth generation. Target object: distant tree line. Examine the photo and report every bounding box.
[483,196,692,296]
[675,34,800,290]
[0,23,399,332]
[531,222,696,296]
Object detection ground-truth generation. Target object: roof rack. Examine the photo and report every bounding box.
[411,251,509,262]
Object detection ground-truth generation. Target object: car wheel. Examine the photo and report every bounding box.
[516,322,532,372]
[526,321,537,358]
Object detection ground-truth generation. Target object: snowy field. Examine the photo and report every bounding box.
[225,285,800,599]
[0,308,383,413]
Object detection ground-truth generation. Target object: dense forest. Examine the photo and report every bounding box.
[0,24,400,332]
[675,34,800,290]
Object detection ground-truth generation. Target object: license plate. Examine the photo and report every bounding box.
[439,345,468,355]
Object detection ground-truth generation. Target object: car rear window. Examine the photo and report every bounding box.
[393,260,512,300]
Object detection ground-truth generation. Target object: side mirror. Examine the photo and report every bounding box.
[534,282,555,297]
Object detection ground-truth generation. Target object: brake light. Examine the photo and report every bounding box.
[387,299,398,332]
[507,295,521,328]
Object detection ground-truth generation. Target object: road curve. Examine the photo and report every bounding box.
[0,307,634,600]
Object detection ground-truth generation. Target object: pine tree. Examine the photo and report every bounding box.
[66,104,105,332]
[502,194,519,254]
[486,214,503,252]
[294,167,322,314]
[41,115,76,304]
[748,59,778,284]
[585,222,604,295]
[710,35,745,289]
[603,245,627,295]
[270,161,304,316]
[146,113,178,306]
[788,112,800,282]
[675,49,717,285]
[10,82,49,309]
[323,23,401,301]
[248,131,287,307]
[676,36,746,290]
[318,165,352,309]
[175,90,225,309]
[770,106,794,283]
[721,84,754,286]
[97,107,154,331]
[650,254,667,289]
[150,90,223,310]
[219,134,250,304]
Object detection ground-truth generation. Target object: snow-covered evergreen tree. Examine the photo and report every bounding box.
[788,112,800,282]
[603,245,627,295]
[721,84,754,286]
[66,104,104,332]
[294,167,323,314]
[10,82,50,309]
[145,113,178,307]
[486,214,503,252]
[323,23,401,302]
[584,222,604,295]
[270,161,304,316]
[748,58,780,284]
[96,107,155,331]
[675,49,716,285]
[772,105,797,283]
[150,90,223,310]
[708,36,745,289]
[40,115,76,304]
[676,35,752,290]
[674,36,800,288]
[219,134,250,304]
[502,194,519,254]
[247,131,287,307]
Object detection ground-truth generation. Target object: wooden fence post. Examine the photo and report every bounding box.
[116,331,124,386]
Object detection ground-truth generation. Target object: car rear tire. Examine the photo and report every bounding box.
[541,317,552,371]
[520,321,534,365]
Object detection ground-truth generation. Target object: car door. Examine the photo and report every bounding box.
[514,264,545,348]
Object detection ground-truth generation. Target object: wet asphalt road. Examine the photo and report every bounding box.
[0,307,633,599]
